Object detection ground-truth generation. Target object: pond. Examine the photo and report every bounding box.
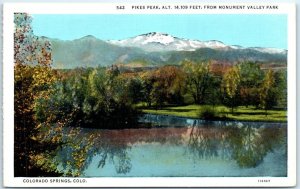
[56,114,287,177]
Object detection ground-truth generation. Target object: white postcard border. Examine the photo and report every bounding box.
[3,3,296,187]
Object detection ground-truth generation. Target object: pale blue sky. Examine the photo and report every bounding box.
[32,14,287,49]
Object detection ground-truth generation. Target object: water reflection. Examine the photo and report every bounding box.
[96,142,132,174]
[187,125,223,159]
[85,127,189,175]
[186,123,286,168]
[54,117,286,176]
[228,124,285,168]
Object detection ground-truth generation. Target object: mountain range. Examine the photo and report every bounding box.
[48,32,287,69]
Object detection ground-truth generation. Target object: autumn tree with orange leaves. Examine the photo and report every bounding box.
[14,13,61,176]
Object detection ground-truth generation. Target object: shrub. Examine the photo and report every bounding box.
[199,106,217,120]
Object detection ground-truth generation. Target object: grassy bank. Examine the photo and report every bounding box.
[139,105,287,122]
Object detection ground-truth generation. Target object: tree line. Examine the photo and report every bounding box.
[100,60,286,113]
[40,58,286,128]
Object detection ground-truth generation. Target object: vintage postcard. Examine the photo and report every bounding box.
[3,2,296,187]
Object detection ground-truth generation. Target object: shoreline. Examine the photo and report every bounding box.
[140,105,288,123]
[139,113,287,125]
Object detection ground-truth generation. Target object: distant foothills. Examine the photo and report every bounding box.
[44,32,287,69]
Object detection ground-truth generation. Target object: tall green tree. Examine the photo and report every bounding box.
[274,70,287,109]
[182,60,212,104]
[222,66,241,113]
[141,71,155,107]
[126,77,145,104]
[259,69,276,113]
[238,61,264,107]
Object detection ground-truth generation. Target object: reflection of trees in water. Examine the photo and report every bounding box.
[53,131,133,175]
[88,127,189,174]
[54,130,96,176]
[227,125,265,167]
[228,125,286,168]
[187,123,285,168]
[188,125,225,159]
[52,122,285,176]
[84,127,190,175]
[95,142,132,174]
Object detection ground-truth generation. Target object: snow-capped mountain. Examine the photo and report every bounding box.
[108,32,227,52]
[48,33,287,69]
[248,47,287,54]
[108,32,286,54]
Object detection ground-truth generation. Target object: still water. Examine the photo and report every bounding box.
[59,114,287,177]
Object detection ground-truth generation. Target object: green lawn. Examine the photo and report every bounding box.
[139,104,287,122]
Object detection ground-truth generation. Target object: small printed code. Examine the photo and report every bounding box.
[258,179,271,183]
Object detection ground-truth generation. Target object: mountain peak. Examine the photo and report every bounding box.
[107,32,286,54]
[202,40,226,48]
[136,32,175,45]
[108,32,228,52]
[141,32,170,37]
[81,35,97,39]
